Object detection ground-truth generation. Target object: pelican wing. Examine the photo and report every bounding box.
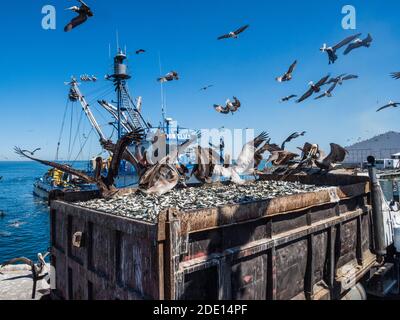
[217,33,231,40]
[287,60,298,74]
[234,24,249,35]
[391,72,400,80]
[342,74,358,81]
[333,33,362,51]
[297,87,314,103]
[343,42,362,55]
[64,13,88,32]
[325,143,348,164]
[377,103,396,112]
[14,147,96,183]
[315,74,330,87]
[105,129,145,186]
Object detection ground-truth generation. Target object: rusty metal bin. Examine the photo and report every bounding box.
[50,174,377,300]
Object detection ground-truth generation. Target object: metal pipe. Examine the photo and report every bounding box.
[367,156,387,257]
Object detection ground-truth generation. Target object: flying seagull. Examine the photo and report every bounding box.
[320,33,361,64]
[135,49,146,55]
[280,95,297,103]
[314,82,338,100]
[343,34,373,55]
[200,85,214,91]
[217,25,249,40]
[281,131,306,150]
[276,60,297,82]
[64,0,94,32]
[157,71,179,83]
[390,72,400,80]
[1,252,50,299]
[21,148,41,156]
[376,101,400,112]
[297,75,330,103]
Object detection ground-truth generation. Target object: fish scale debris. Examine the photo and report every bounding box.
[75,180,326,222]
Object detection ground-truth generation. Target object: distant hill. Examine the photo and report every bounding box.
[345,131,400,163]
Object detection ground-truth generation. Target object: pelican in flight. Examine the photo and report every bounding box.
[314,82,338,100]
[280,95,297,103]
[281,132,306,150]
[343,34,373,55]
[376,101,400,112]
[390,72,400,80]
[217,25,249,40]
[320,33,361,64]
[64,0,94,32]
[326,74,358,85]
[200,85,214,91]
[315,143,348,172]
[21,148,41,156]
[276,60,298,83]
[136,49,146,55]
[297,75,330,103]
[157,71,179,83]
[226,97,241,113]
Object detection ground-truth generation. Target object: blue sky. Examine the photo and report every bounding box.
[1,0,400,160]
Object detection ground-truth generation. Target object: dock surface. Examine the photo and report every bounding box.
[0,264,50,300]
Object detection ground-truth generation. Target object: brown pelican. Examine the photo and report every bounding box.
[21,148,41,156]
[280,95,297,103]
[1,252,50,299]
[135,49,146,55]
[15,129,144,199]
[327,74,358,85]
[376,101,400,112]
[281,131,306,150]
[64,0,94,32]
[200,85,214,91]
[320,33,361,64]
[344,34,373,55]
[276,60,297,82]
[226,97,241,113]
[218,25,249,40]
[390,72,400,80]
[157,71,179,83]
[297,75,330,103]
[314,82,338,100]
[191,146,221,184]
[315,143,348,172]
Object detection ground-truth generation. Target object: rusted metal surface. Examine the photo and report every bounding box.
[50,174,377,300]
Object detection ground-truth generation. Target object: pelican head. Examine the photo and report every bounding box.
[66,6,80,12]
[308,81,314,87]
[320,43,327,51]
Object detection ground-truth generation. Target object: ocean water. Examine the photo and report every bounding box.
[0,161,50,262]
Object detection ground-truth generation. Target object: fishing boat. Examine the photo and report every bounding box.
[33,48,198,200]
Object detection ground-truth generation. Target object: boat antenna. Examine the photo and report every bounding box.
[158,52,166,127]
[116,30,120,51]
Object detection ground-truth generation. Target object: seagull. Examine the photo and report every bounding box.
[217,25,249,40]
[376,101,400,112]
[1,252,50,299]
[22,148,41,156]
[135,49,146,55]
[297,75,330,103]
[281,132,306,150]
[64,0,94,32]
[276,60,297,82]
[157,71,179,83]
[200,85,214,91]
[314,82,338,100]
[315,143,348,172]
[326,74,358,85]
[280,95,297,103]
[343,34,373,55]
[390,72,400,80]
[320,33,361,64]
[15,129,144,199]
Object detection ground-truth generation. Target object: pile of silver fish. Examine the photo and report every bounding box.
[75,180,325,222]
